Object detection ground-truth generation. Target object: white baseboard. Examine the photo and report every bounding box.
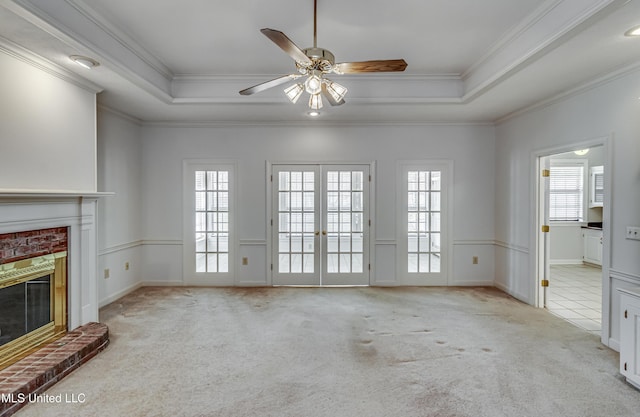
[451,279,494,286]
[493,280,530,304]
[99,282,143,308]
[236,281,270,286]
[549,259,583,265]
[609,338,620,352]
[141,280,185,287]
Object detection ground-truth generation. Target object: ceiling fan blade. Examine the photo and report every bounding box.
[334,59,407,74]
[239,74,300,95]
[321,84,345,106]
[260,28,312,65]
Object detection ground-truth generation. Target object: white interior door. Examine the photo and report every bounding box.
[271,164,370,286]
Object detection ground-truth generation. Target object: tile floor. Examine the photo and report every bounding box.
[546,264,602,336]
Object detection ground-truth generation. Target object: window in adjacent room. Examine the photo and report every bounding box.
[549,160,587,222]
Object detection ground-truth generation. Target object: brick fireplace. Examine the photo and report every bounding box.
[0,227,68,263]
[0,195,105,416]
[0,227,69,369]
[0,194,101,328]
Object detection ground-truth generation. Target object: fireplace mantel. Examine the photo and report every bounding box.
[0,193,111,333]
[0,190,113,199]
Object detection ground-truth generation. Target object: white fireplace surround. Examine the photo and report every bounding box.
[0,193,108,330]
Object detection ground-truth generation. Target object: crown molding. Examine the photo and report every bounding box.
[495,58,640,124]
[4,0,174,102]
[0,35,102,93]
[140,119,494,128]
[462,0,626,101]
[462,0,564,80]
[97,104,143,125]
[68,0,173,79]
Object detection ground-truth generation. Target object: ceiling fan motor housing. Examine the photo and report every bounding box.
[299,47,335,73]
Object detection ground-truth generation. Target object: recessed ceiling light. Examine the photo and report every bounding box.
[574,149,590,156]
[69,55,100,69]
[624,25,640,36]
[307,111,320,117]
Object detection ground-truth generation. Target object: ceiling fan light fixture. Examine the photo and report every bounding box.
[284,83,304,103]
[324,79,348,102]
[239,0,407,115]
[309,93,323,110]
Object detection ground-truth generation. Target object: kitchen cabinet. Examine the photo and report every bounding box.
[589,165,604,208]
[619,287,640,390]
[582,228,602,266]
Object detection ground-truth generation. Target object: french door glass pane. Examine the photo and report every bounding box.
[195,170,229,273]
[326,170,365,275]
[407,170,442,274]
[278,171,315,274]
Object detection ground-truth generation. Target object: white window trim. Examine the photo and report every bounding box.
[549,159,588,223]
[183,159,238,285]
[396,160,452,286]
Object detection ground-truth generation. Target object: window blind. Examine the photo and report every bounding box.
[549,164,584,221]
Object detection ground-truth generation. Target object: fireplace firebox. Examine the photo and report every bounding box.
[0,228,68,370]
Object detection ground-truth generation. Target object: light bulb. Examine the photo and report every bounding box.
[304,71,323,95]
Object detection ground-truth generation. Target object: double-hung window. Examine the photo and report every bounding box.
[549,160,587,222]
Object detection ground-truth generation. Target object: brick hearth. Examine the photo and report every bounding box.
[0,322,109,417]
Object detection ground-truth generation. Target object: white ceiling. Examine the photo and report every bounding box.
[1,0,640,124]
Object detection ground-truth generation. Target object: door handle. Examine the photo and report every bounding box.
[322,230,327,235]
[315,231,320,236]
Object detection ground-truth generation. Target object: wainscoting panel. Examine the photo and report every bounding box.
[140,240,183,286]
[608,269,640,352]
[494,241,531,304]
[237,239,268,286]
[98,241,142,307]
[452,241,495,286]
[373,240,397,285]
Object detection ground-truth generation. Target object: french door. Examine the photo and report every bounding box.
[271,164,370,286]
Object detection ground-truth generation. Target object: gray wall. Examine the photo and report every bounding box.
[495,66,640,349]
[0,49,97,192]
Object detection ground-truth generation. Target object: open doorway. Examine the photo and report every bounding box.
[538,145,605,336]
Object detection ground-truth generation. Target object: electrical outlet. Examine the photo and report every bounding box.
[472,256,479,265]
[242,257,248,265]
[125,262,130,270]
[104,268,110,279]
[627,227,640,241]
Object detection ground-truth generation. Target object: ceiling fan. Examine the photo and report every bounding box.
[239,0,407,112]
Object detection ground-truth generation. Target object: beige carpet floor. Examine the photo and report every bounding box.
[13,286,640,417]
